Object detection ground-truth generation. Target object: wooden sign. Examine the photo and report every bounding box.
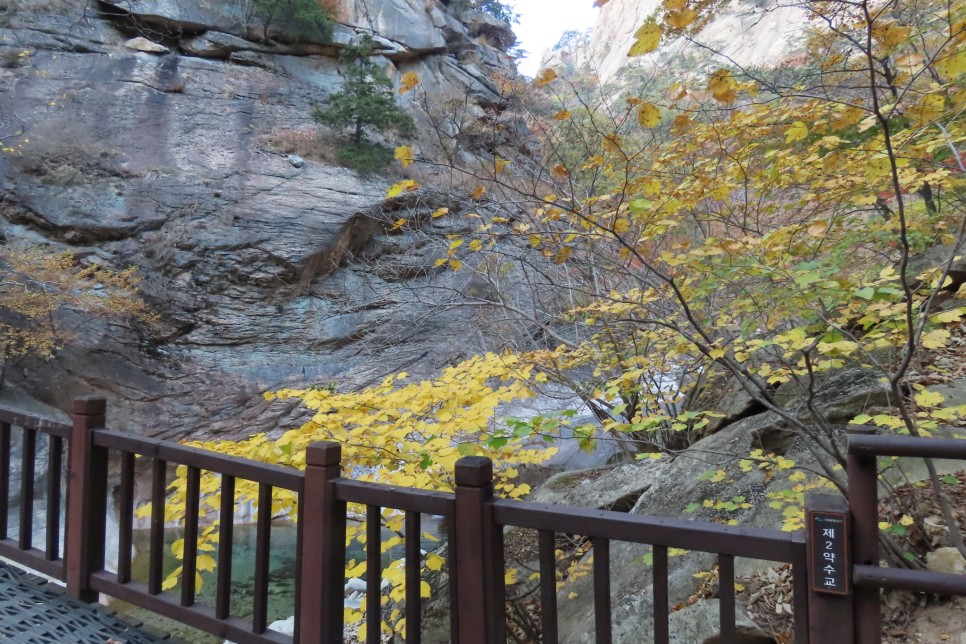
[806,494,850,596]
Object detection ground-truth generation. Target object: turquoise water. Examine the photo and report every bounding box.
[123,516,443,629]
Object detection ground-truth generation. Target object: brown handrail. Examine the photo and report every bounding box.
[0,398,824,643]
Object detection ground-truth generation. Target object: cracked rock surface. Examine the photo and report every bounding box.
[0,0,518,438]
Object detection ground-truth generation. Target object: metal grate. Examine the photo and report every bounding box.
[0,562,169,643]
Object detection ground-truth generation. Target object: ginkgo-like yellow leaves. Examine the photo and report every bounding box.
[706,69,737,103]
[628,22,662,56]
[784,121,808,143]
[534,68,558,86]
[398,71,419,94]
[386,179,419,198]
[637,101,661,128]
[394,145,414,168]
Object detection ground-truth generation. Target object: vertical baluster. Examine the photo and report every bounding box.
[148,458,166,595]
[405,511,422,644]
[293,488,304,643]
[0,423,9,541]
[491,511,506,644]
[19,428,36,550]
[718,554,736,642]
[116,452,135,584]
[447,506,459,644]
[652,545,669,644]
[216,474,235,620]
[181,466,200,606]
[792,540,810,644]
[592,537,612,644]
[45,434,63,560]
[253,483,272,634]
[366,504,382,644]
[539,530,558,643]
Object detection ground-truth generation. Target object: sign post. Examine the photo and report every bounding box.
[805,493,855,643]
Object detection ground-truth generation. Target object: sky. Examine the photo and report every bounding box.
[507,0,601,77]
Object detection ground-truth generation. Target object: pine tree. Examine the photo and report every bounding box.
[313,36,414,171]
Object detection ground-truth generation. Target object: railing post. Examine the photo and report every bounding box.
[65,396,108,602]
[847,426,880,644]
[299,441,346,644]
[804,493,854,643]
[454,456,498,644]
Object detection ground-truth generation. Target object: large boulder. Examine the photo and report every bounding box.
[547,412,832,643]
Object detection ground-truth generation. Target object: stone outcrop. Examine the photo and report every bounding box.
[0,0,519,438]
[544,0,806,84]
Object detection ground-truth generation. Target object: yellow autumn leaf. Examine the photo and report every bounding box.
[628,22,662,56]
[471,185,486,200]
[866,157,893,178]
[872,21,911,51]
[394,145,414,168]
[494,157,510,172]
[534,68,558,86]
[663,0,686,9]
[637,101,661,128]
[398,71,419,94]
[601,133,623,152]
[907,94,945,126]
[431,207,449,218]
[448,259,463,270]
[921,328,951,349]
[553,109,572,120]
[937,46,966,79]
[426,553,444,571]
[914,388,945,408]
[664,7,697,30]
[552,163,569,177]
[386,180,419,198]
[707,69,737,104]
[784,121,808,143]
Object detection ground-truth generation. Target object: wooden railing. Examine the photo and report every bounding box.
[3,396,963,643]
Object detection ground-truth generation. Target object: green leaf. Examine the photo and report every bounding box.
[942,475,960,485]
[684,502,701,513]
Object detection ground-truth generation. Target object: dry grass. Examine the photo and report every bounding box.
[259,126,340,164]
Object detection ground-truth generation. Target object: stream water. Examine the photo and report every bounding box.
[113,517,442,641]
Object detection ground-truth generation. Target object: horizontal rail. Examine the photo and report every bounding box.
[849,434,966,459]
[854,564,966,595]
[334,479,455,516]
[0,541,65,581]
[492,499,804,562]
[93,429,304,492]
[90,572,292,644]
[0,409,70,438]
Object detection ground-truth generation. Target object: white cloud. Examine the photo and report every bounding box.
[507,0,600,77]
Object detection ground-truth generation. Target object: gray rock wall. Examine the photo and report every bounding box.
[0,0,519,438]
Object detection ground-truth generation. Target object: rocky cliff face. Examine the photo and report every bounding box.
[0,0,520,437]
[546,0,805,84]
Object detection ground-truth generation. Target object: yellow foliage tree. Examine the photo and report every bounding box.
[157,353,556,632]
[0,245,150,386]
[404,0,966,552]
